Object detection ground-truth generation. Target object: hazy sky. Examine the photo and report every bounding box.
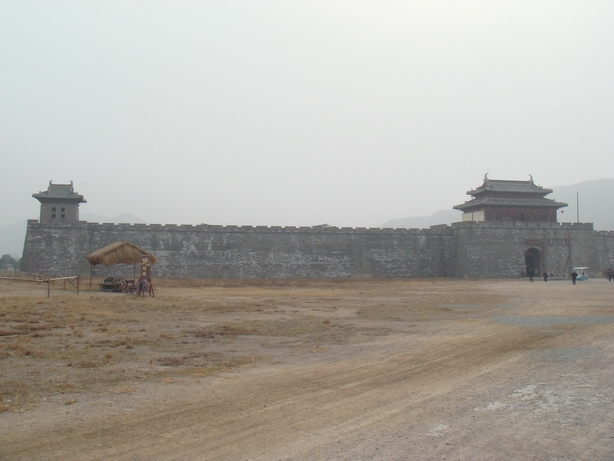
[2,1,613,228]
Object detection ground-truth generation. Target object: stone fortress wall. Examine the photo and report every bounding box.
[20,219,614,279]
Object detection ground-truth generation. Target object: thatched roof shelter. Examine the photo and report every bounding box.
[86,242,158,267]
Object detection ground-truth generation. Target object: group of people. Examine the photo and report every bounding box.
[528,268,614,284]
[527,268,550,283]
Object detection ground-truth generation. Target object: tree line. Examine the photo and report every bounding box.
[0,254,21,271]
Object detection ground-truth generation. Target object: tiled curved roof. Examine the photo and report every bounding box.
[32,181,86,202]
[454,197,567,211]
[468,179,552,196]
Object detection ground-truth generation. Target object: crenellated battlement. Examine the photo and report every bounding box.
[25,219,450,235]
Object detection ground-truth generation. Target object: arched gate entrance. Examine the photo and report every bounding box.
[525,248,542,277]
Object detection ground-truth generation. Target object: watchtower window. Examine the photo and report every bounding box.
[52,207,56,212]
[51,214,56,219]
[61,207,65,212]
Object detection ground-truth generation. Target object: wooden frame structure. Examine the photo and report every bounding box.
[0,275,80,297]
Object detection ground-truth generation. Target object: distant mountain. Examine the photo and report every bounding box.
[0,213,144,258]
[381,210,460,229]
[79,213,144,224]
[550,179,614,230]
[382,178,614,230]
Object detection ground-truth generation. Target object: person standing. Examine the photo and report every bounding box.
[528,268,535,282]
[607,268,613,282]
[543,270,549,282]
[571,270,578,285]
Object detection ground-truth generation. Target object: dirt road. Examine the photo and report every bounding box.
[1,278,613,460]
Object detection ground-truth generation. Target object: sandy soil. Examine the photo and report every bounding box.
[1,277,613,460]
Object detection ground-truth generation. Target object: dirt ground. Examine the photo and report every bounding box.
[1,276,613,460]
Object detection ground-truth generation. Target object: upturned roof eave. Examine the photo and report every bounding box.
[467,186,554,196]
[454,198,568,211]
[466,177,554,196]
[32,193,87,203]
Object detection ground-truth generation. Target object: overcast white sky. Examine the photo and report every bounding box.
[1,1,613,228]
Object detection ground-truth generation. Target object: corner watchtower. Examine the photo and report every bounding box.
[33,181,87,222]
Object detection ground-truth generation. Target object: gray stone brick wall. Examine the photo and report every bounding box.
[20,219,614,279]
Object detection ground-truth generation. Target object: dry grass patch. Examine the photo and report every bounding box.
[155,277,402,290]
[188,324,255,339]
[181,356,266,378]
[356,280,505,321]
[0,278,505,412]
[112,384,135,394]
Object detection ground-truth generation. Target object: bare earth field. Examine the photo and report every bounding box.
[1,277,613,460]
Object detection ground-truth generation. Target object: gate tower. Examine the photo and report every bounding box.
[453,174,567,223]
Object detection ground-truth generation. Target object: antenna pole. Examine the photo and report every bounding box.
[576,191,579,223]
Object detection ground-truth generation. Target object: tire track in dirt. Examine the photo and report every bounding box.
[2,318,587,460]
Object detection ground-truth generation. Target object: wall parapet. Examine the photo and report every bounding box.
[25,220,450,236]
[450,221,594,230]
